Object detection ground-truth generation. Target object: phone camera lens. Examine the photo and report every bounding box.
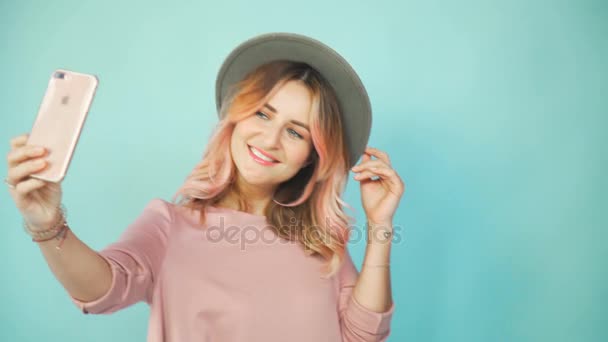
[54,72,65,79]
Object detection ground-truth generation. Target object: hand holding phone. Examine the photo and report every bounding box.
[27,69,98,183]
[5,69,98,230]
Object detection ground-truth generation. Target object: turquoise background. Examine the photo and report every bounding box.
[1,0,606,341]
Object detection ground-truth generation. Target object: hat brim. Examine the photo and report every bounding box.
[215,32,371,168]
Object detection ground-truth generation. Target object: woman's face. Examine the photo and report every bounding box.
[230,80,315,191]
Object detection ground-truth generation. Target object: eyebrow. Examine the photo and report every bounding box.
[263,103,310,132]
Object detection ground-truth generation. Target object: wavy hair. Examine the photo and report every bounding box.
[171,60,355,278]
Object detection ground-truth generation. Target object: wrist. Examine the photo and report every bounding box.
[366,221,394,245]
[23,204,67,237]
[367,220,393,229]
[23,204,70,250]
[26,219,58,232]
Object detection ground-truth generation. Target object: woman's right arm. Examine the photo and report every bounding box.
[7,133,171,314]
[6,133,112,304]
[35,220,113,304]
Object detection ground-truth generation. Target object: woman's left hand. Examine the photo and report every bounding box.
[351,147,405,226]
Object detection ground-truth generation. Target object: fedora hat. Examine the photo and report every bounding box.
[215,32,372,168]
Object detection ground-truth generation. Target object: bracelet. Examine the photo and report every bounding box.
[23,204,67,239]
[33,223,70,250]
[366,222,394,243]
[31,220,67,241]
[23,204,71,249]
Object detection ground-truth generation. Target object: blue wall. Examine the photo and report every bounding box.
[1,1,606,341]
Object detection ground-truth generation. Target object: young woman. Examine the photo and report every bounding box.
[6,33,405,341]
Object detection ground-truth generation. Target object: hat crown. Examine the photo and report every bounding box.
[215,32,372,168]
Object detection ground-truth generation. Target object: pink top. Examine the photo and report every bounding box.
[70,198,394,341]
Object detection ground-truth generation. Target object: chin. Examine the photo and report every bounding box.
[238,171,279,190]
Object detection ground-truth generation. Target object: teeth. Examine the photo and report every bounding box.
[250,146,276,162]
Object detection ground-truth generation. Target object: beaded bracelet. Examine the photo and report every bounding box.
[33,223,70,250]
[23,204,70,249]
[22,204,67,239]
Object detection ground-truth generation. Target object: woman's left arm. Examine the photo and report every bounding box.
[350,146,405,313]
[353,221,394,312]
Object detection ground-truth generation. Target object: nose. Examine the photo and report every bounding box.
[260,124,282,150]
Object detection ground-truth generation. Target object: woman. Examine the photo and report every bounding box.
[6,33,405,341]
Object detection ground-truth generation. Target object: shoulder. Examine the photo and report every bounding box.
[145,197,174,217]
[137,198,175,232]
[145,198,210,228]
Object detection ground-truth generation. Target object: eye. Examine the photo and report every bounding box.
[288,128,303,139]
[255,111,304,140]
[255,111,269,119]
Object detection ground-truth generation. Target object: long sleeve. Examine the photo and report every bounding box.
[338,247,395,342]
[70,198,172,315]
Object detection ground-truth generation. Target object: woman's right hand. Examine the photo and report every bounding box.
[6,133,63,232]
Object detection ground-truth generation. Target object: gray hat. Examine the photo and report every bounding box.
[215,32,372,168]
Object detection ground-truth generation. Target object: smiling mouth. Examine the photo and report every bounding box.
[248,145,279,164]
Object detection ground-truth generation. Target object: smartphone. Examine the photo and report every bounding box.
[26,69,99,183]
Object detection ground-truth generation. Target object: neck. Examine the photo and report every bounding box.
[218,175,276,215]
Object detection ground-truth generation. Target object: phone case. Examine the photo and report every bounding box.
[26,69,99,183]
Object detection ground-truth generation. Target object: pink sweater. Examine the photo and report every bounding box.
[70,198,394,341]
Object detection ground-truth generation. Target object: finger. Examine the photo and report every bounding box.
[356,151,371,165]
[6,145,47,168]
[11,177,47,195]
[9,133,30,149]
[365,147,391,166]
[371,167,405,193]
[7,157,47,184]
[351,159,387,172]
[353,170,381,181]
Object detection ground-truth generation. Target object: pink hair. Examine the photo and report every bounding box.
[171,60,355,278]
